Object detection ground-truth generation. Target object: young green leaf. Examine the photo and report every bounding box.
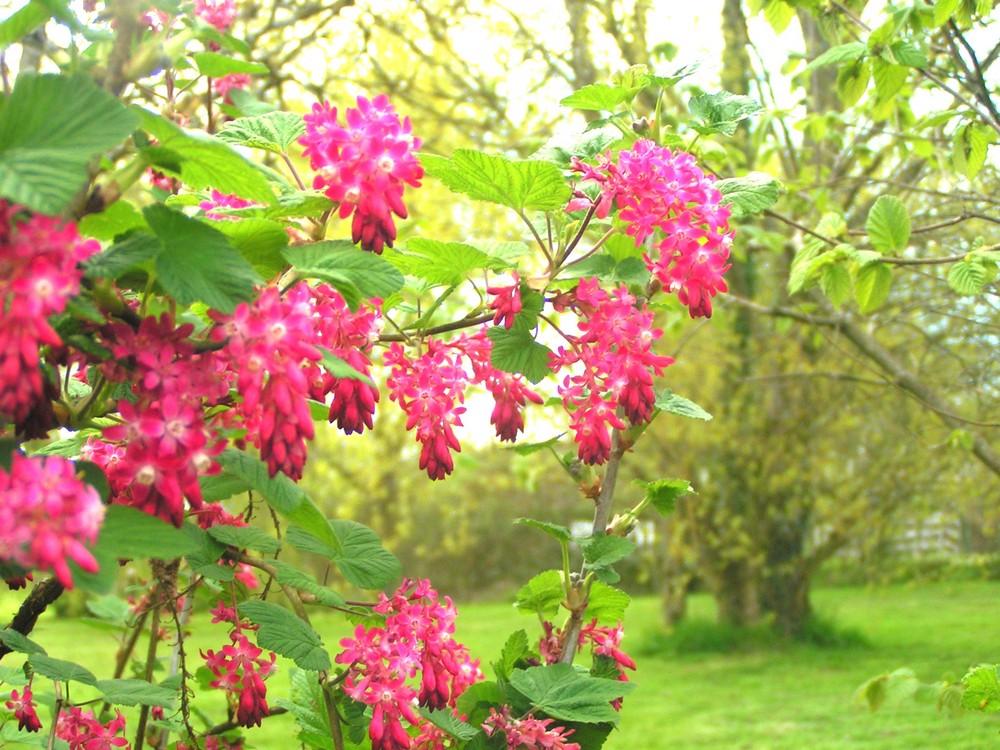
[947,258,990,295]
[388,239,507,286]
[654,390,712,421]
[487,327,553,384]
[95,505,197,560]
[865,196,910,253]
[586,581,631,624]
[493,630,530,681]
[820,263,852,307]
[214,217,289,279]
[514,518,572,543]
[218,111,307,154]
[238,600,332,671]
[284,241,405,300]
[192,51,269,77]
[805,42,867,71]
[716,172,782,218]
[508,664,636,725]
[961,665,1000,712]
[286,520,402,590]
[207,525,281,554]
[560,83,636,112]
[579,534,637,570]
[270,560,346,608]
[634,478,694,515]
[96,678,178,707]
[0,628,46,655]
[689,92,764,136]
[853,262,893,313]
[514,570,565,617]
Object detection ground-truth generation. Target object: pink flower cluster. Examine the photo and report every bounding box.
[0,454,103,588]
[6,685,41,733]
[194,0,237,31]
[199,189,256,219]
[56,707,130,750]
[301,95,423,253]
[483,707,580,750]
[336,579,482,749]
[549,279,673,464]
[0,204,99,427]
[570,139,733,318]
[386,330,541,479]
[202,603,277,728]
[486,272,522,330]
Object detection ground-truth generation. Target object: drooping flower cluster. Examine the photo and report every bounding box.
[386,330,541,479]
[580,620,636,709]
[56,707,131,750]
[194,0,237,31]
[485,272,522,330]
[549,279,673,464]
[336,579,482,749]
[570,140,733,317]
[0,454,104,588]
[300,95,423,253]
[483,707,581,750]
[6,685,41,733]
[199,189,257,220]
[0,204,99,428]
[86,314,229,527]
[202,604,277,728]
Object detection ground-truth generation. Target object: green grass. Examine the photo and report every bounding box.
[4,582,1000,748]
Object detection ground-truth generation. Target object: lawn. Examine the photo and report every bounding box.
[3,582,999,749]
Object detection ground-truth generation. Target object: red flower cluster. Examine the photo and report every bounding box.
[56,707,131,750]
[0,204,99,427]
[549,279,673,464]
[336,579,482,749]
[301,95,423,253]
[485,272,522,330]
[202,604,277,728]
[386,330,541,479]
[483,707,581,750]
[6,686,41,733]
[570,140,733,317]
[199,189,257,219]
[0,454,103,588]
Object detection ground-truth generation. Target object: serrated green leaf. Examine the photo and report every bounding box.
[533,125,622,166]
[820,263,852,307]
[95,505,197,559]
[689,92,764,137]
[83,233,160,281]
[0,73,137,213]
[889,41,927,68]
[962,665,1000,712]
[716,172,782,218]
[284,241,405,300]
[866,196,911,253]
[389,238,504,286]
[0,628,46,655]
[487,327,552,384]
[763,0,794,32]
[635,477,694,515]
[318,348,375,385]
[192,51,269,77]
[78,200,147,242]
[837,60,871,107]
[948,258,989,295]
[421,150,571,212]
[97,678,177,707]
[954,123,993,179]
[145,204,262,313]
[418,707,480,741]
[270,560,346,607]
[509,664,635,725]
[286,520,401,590]
[507,435,563,456]
[467,239,531,263]
[32,432,92,458]
[137,108,274,204]
[587,581,631,625]
[514,518,572,543]
[198,472,251,502]
[560,84,636,112]
[806,42,867,70]
[654,390,712,421]
[0,0,51,46]
[494,630,530,681]
[86,595,131,627]
[514,570,564,617]
[207,525,281,554]
[872,59,909,101]
[853,262,893,313]
[580,535,636,569]
[181,523,233,581]
[455,681,505,728]
[218,111,306,154]
[29,654,96,685]
[214,217,289,279]
[216,448,343,555]
[238,600,332,671]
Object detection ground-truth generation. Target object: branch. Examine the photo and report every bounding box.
[0,578,64,660]
[377,313,494,343]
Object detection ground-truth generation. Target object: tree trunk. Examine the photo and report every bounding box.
[760,565,812,637]
[713,563,761,628]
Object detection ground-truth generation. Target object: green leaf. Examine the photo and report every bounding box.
[805,42,866,70]
[853,262,893,313]
[199,472,251,502]
[318,349,374,385]
[0,628,46,655]
[865,196,911,253]
[762,0,794,32]
[560,84,636,112]
[421,150,571,212]
[689,92,764,136]
[96,505,197,559]
[514,518,572,543]
[872,59,908,101]
[507,435,563,456]
[0,0,51,46]
[580,535,636,570]
[455,681,504,728]
[96,678,177,707]
[214,217,289,279]
[888,41,927,68]
[284,241,405,300]
[493,630,530,681]
[953,123,992,179]
[181,523,233,582]
[418,708,480,741]
[0,73,137,214]
[820,263,852,307]
[86,595,131,627]
[83,233,161,281]
[558,255,650,287]
[78,200,147,242]
[586,582,631,625]
[137,108,274,204]
[217,111,306,154]
[962,665,1000,712]
[533,125,622,166]
[948,258,990,295]
[837,60,871,107]
[192,51,269,77]
[509,664,635,725]
[216,449,343,555]
[716,172,782,218]
[29,654,97,686]
[145,205,262,313]
[389,238,506,286]
[207,525,281,554]
[514,570,564,617]
[933,0,962,26]
[487,327,552,384]
[286,520,401,590]
[270,560,346,607]
[238,600,332,671]
[654,390,712,421]
[635,478,694,515]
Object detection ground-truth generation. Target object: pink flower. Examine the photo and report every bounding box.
[301,95,423,253]
[486,273,522,330]
[56,707,131,750]
[199,188,257,219]
[6,686,41,732]
[0,454,104,589]
[212,74,252,103]
[202,626,276,729]
[483,707,580,750]
[194,0,236,31]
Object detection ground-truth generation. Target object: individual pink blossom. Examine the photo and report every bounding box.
[0,454,104,589]
[548,279,673,464]
[212,74,252,103]
[483,707,580,750]
[300,95,423,253]
[199,188,256,220]
[194,0,236,31]
[56,707,130,750]
[486,272,522,329]
[6,686,41,732]
[570,140,733,318]
[202,625,277,728]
